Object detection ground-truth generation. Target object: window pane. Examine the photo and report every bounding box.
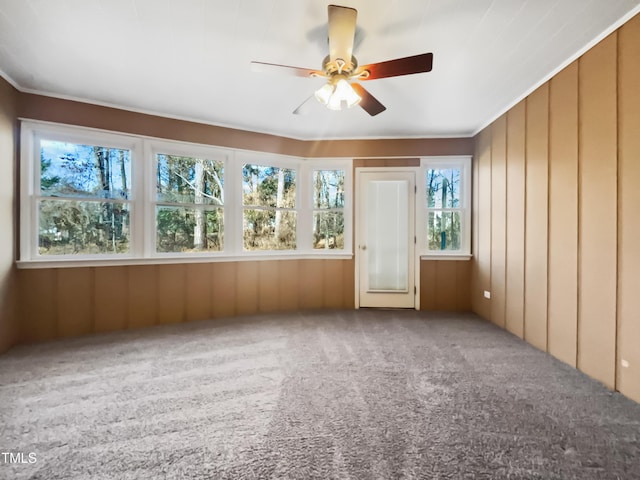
[243,210,296,250]
[313,170,345,208]
[157,154,224,205]
[40,140,131,199]
[156,206,223,253]
[242,164,296,208]
[428,211,461,251]
[313,211,344,249]
[427,168,461,208]
[39,200,130,255]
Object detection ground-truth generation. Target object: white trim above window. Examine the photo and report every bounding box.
[419,156,472,258]
[18,120,353,267]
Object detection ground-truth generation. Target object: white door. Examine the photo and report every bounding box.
[357,170,416,308]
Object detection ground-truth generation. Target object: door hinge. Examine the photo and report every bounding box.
[414,185,417,194]
[414,286,417,295]
[414,236,417,244]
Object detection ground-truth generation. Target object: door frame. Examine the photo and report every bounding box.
[354,167,421,310]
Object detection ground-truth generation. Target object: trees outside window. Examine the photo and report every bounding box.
[422,157,471,256]
[155,154,224,253]
[20,122,354,264]
[242,164,296,251]
[38,140,131,255]
[427,168,461,251]
[313,170,345,250]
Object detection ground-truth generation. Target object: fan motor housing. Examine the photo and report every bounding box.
[322,55,358,76]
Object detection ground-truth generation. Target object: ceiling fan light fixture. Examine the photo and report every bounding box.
[317,78,361,110]
[335,78,361,108]
[252,6,433,117]
[326,92,345,111]
[314,83,335,105]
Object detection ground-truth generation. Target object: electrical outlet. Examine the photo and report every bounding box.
[483,290,491,299]
[621,359,630,368]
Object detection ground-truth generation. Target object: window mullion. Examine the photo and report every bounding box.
[226,152,241,256]
[297,162,311,254]
[138,139,153,258]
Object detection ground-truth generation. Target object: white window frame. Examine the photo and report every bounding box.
[419,156,472,260]
[18,120,354,267]
[234,150,302,257]
[148,139,231,258]
[19,121,144,262]
[302,159,353,255]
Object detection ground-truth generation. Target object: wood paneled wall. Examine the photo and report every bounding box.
[18,255,471,344]
[9,125,472,350]
[0,77,18,354]
[18,259,356,343]
[18,94,474,159]
[471,15,640,403]
[471,129,492,320]
[617,10,640,404]
[7,89,473,351]
[504,101,526,339]
[421,260,471,311]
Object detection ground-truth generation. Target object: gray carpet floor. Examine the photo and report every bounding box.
[1,310,639,479]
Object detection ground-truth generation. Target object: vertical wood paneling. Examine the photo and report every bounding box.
[186,263,212,322]
[157,264,186,324]
[0,78,17,353]
[505,101,526,339]
[279,260,299,311]
[258,261,280,312]
[578,33,618,389]
[524,84,549,352]
[323,260,345,309]
[490,115,507,328]
[128,265,157,329]
[420,261,437,310]
[472,19,640,403]
[474,129,492,320]
[19,269,57,342]
[471,139,480,312]
[455,261,472,311]
[617,15,640,402]
[57,268,93,337]
[236,261,259,316]
[548,62,579,367]
[212,262,236,318]
[94,267,127,333]
[299,259,323,309]
[421,260,471,311]
[435,261,457,310]
[342,259,355,309]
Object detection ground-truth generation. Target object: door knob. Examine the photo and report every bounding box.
[361,245,367,250]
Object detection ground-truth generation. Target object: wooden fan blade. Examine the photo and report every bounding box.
[351,83,386,116]
[250,61,324,78]
[358,53,433,80]
[293,95,317,115]
[328,5,357,64]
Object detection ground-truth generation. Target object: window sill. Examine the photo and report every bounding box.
[420,254,472,261]
[16,252,354,269]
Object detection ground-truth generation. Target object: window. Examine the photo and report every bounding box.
[421,156,471,257]
[20,124,142,260]
[312,170,346,250]
[38,141,132,256]
[242,164,297,251]
[19,122,353,265]
[155,153,225,253]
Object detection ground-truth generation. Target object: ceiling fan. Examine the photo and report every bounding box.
[250,4,434,116]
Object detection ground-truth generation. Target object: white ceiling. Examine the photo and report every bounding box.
[1,0,639,140]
